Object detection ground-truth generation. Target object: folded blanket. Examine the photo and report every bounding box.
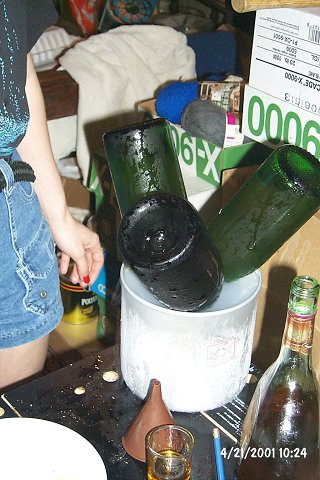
[59,24,196,184]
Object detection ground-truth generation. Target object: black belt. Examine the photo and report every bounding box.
[0,160,36,191]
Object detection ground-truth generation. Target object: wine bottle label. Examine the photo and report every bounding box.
[283,310,314,354]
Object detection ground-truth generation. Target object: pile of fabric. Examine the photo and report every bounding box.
[56,24,196,183]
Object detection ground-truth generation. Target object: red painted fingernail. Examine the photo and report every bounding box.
[83,275,90,284]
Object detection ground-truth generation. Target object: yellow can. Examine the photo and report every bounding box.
[60,277,99,325]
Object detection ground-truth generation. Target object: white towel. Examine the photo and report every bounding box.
[59,24,196,184]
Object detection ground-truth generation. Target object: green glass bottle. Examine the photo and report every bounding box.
[96,294,119,347]
[103,118,187,217]
[238,275,320,480]
[117,193,223,311]
[208,145,320,281]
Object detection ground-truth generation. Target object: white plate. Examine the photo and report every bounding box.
[0,417,108,480]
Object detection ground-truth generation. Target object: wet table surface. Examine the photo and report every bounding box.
[0,345,261,480]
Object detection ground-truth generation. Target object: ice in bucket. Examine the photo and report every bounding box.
[120,264,261,412]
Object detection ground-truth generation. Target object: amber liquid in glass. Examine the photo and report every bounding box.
[147,449,191,480]
[238,385,320,480]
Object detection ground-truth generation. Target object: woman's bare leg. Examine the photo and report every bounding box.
[0,335,49,390]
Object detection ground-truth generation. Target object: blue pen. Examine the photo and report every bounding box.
[213,428,225,480]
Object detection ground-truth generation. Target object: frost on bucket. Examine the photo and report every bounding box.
[120,264,261,413]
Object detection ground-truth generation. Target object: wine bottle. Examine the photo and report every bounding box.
[238,275,320,480]
[208,145,320,281]
[118,193,223,312]
[96,294,118,347]
[103,118,187,217]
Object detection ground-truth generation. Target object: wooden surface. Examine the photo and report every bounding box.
[231,0,320,13]
[38,68,78,120]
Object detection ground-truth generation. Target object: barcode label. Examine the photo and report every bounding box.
[308,25,320,44]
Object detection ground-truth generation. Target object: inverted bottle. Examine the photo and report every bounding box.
[118,193,223,312]
[208,145,320,282]
[238,275,320,480]
[103,118,187,217]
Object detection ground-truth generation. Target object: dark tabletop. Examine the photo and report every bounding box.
[0,345,261,480]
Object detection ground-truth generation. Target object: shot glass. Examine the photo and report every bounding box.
[146,425,194,480]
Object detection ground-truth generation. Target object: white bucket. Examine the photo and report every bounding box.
[120,264,261,412]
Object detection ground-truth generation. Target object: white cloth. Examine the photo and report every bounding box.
[47,115,77,161]
[59,24,196,184]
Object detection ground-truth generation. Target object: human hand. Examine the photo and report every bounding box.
[52,213,104,288]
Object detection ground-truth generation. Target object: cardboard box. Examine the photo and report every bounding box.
[249,8,320,112]
[61,176,92,210]
[169,122,266,188]
[138,99,271,190]
[242,84,320,158]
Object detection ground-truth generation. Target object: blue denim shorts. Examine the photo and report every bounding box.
[0,157,63,348]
